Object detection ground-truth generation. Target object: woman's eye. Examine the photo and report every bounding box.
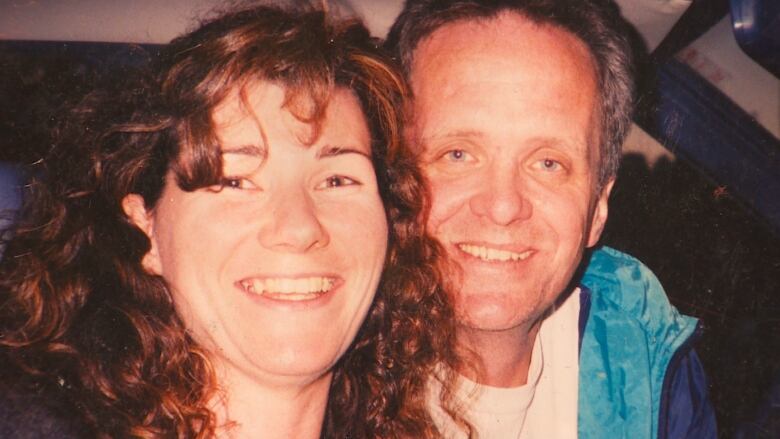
[220,177,257,190]
[319,175,359,189]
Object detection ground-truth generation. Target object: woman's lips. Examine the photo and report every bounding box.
[237,276,339,301]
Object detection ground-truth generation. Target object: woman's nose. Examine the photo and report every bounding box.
[257,187,330,252]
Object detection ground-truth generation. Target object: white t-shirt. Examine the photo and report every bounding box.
[426,289,581,438]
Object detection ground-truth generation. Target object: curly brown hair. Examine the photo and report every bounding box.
[0,4,459,438]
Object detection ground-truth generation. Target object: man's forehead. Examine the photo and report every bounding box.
[408,13,599,122]
[409,11,595,81]
[409,16,598,110]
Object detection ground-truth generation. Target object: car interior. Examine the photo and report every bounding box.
[1,0,778,436]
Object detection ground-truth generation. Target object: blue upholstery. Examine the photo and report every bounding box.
[0,162,26,255]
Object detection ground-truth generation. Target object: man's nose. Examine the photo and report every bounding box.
[468,163,532,225]
[257,187,329,252]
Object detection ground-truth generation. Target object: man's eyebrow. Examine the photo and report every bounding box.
[428,130,485,138]
[316,145,371,159]
[221,144,267,157]
[418,130,485,149]
[527,136,587,153]
[422,129,484,142]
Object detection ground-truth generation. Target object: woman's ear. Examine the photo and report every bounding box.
[122,194,162,275]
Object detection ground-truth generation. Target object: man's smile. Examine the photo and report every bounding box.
[456,243,535,263]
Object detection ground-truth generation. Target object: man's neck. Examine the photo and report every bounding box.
[457,321,541,388]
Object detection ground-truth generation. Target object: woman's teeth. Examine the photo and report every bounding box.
[458,244,532,262]
[240,277,335,300]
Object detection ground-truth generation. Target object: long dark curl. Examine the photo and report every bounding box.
[0,4,458,438]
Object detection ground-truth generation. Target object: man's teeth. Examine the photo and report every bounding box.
[241,277,335,298]
[458,244,532,262]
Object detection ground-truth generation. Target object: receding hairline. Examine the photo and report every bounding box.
[409,11,599,79]
[406,10,606,175]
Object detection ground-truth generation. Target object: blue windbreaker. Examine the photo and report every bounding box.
[578,247,717,439]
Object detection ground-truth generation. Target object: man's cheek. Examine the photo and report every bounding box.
[427,178,472,231]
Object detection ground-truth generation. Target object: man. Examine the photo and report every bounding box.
[385,0,716,437]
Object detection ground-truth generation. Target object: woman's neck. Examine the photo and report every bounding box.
[211,363,333,438]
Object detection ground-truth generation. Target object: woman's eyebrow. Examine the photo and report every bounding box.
[317,145,371,159]
[221,144,267,157]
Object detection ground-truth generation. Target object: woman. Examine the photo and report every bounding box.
[0,4,458,438]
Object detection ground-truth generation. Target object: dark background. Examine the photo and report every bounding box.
[1,41,778,437]
[603,153,780,437]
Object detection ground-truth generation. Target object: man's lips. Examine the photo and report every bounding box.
[236,275,340,301]
[455,243,534,262]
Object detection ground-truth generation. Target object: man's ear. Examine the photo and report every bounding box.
[586,178,615,248]
[122,194,162,275]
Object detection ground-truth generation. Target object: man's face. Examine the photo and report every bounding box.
[409,12,613,334]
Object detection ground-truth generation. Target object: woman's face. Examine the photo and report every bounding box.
[124,82,388,386]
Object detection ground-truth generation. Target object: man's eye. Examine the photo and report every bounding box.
[443,149,470,162]
[433,149,476,165]
[318,175,360,189]
[539,158,562,171]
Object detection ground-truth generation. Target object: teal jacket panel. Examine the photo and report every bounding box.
[577,246,698,439]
